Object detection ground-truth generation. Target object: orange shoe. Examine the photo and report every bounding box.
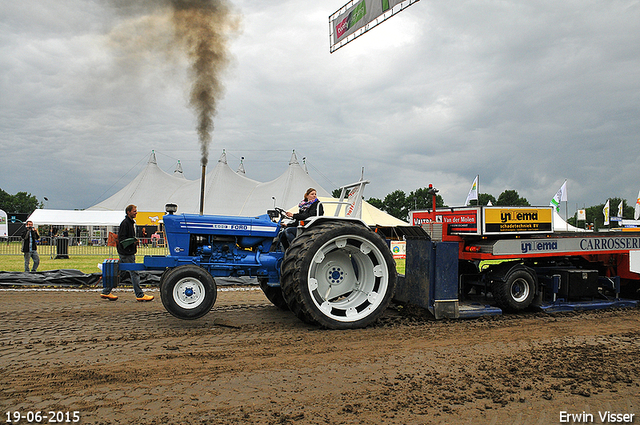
[100,293,118,301]
[136,294,154,302]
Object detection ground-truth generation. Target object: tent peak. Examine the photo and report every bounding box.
[289,150,299,165]
[237,157,246,175]
[149,150,157,165]
[218,150,227,165]
[174,160,185,178]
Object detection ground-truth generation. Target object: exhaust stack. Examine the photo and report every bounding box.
[199,165,206,215]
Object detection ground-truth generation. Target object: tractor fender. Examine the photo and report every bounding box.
[301,215,369,229]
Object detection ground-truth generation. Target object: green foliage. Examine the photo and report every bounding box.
[368,197,384,210]
[367,187,445,221]
[567,197,630,230]
[496,190,530,206]
[478,193,497,206]
[0,188,42,214]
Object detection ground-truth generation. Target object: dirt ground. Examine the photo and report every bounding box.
[1,287,639,425]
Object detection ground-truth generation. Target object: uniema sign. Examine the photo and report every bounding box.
[483,207,553,235]
[493,236,640,256]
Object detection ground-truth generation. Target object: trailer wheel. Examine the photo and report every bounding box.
[281,222,396,329]
[160,265,217,320]
[259,278,289,310]
[492,269,535,312]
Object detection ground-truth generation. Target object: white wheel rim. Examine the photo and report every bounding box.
[307,235,389,323]
[510,277,530,303]
[173,277,206,309]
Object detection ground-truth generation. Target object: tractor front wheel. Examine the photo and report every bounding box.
[160,265,217,320]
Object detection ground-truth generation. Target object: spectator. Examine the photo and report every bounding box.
[22,221,40,272]
[101,205,154,302]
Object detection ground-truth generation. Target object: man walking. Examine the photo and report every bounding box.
[101,204,154,302]
[22,221,40,272]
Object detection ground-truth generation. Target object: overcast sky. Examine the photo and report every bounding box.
[2,0,640,213]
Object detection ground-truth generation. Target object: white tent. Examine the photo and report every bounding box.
[553,210,588,232]
[239,152,330,216]
[88,151,187,212]
[88,150,335,217]
[72,149,408,228]
[168,151,260,215]
[318,197,409,227]
[28,209,124,226]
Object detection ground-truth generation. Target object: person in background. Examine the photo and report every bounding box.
[22,221,40,272]
[283,188,324,246]
[151,231,160,248]
[141,227,148,247]
[101,204,154,302]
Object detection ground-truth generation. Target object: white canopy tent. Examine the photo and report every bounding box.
[87,150,333,217]
[553,210,588,232]
[28,209,124,226]
[88,151,190,213]
[37,150,408,229]
[317,197,409,227]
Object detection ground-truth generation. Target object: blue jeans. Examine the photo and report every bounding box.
[24,250,39,272]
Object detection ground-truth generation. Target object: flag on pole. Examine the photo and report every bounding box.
[577,209,586,221]
[603,199,610,226]
[550,180,568,212]
[465,175,478,206]
[617,201,624,218]
[635,189,640,220]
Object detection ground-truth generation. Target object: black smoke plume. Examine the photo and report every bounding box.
[108,0,238,168]
[171,0,234,168]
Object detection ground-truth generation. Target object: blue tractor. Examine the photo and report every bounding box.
[106,182,397,330]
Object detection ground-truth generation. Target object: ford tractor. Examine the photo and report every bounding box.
[103,181,397,330]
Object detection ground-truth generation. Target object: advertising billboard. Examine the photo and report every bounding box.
[329,0,421,52]
[483,207,553,235]
[410,208,480,235]
[0,209,7,238]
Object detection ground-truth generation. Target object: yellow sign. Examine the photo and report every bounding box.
[484,207,553,234]
[136,212,165,226]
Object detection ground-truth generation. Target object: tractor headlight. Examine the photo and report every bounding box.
[165,204,178,215]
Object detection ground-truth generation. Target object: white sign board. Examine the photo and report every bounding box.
[0,209,7,238]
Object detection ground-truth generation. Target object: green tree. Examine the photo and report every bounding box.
[496,190,530,206]
[477,193,497,206]
[0,189,42,214]
[407,187,445,211]
[367,197,384,210]
[0,189,10,211]
[382,190,408,220]
[368,187,446,221]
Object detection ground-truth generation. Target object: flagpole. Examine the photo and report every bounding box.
[476,175,479,206]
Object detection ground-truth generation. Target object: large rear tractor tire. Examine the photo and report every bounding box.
[280,221,397,329]
[491,269,536,313]
[259,278,289,310]
[160,265,217,320]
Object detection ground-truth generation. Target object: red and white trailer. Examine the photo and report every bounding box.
[395,185,640,319]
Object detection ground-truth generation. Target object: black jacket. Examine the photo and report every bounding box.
[117,215,137,256]
[292,199,324,225]
[21,228,39,253]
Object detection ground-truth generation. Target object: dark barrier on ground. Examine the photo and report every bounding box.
[0,269,257,287]
[0,270,102,287]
